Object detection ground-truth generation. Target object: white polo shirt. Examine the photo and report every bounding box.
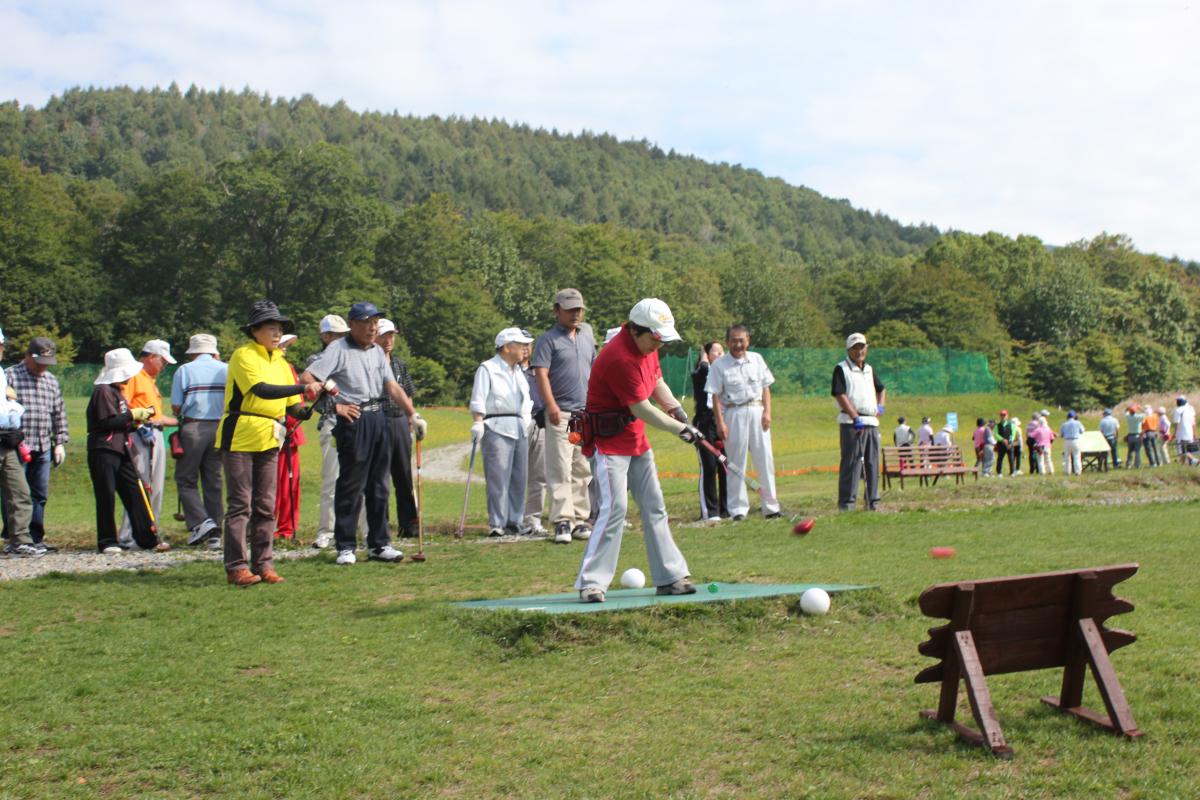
[1174,403,1196,442]
[705,351,775,406]
[470,355,532,440]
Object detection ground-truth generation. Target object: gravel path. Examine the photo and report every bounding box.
[0,545,322,583]
[419,441,473,482]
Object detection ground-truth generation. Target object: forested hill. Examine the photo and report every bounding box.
[0,85,937,263]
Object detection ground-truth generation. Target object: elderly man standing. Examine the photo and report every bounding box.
[470,327,535,536]
[377,318,426,538]
[0,328,40,556]
[832,332,886,511]
[1174,396,1197,466]
[170,334,226,549]
[118,339,178,549]
[301,302,418,565]
[706,324,780,520]
[532,288,596,544]
[3,337,68,552]
[1098,408,1121,469]
[309,314,350,549]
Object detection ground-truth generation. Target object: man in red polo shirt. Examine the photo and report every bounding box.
[575,298,704,603]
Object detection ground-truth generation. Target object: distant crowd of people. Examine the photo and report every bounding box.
[890,399,1198,478]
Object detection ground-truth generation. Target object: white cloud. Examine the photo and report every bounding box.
[2,0,1198,256]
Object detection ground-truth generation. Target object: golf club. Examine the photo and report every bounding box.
[411,438,426,561]
[697,438,800,522]
[455,438,479,539]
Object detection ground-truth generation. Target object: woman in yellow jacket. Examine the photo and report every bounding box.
[218,301,325,586]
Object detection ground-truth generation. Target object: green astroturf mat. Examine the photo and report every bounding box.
[455,582,873,614]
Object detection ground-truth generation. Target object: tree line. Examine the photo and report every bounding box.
[1,86,1198,407]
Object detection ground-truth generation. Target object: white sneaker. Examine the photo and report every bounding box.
[206,538,222,551]
[368,545,404,563]
[312,532,334,550]
[336,549,357,565]
[102,546,123,555]
[571,524,592,541]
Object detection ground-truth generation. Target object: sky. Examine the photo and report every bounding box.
[3,0,1199,258]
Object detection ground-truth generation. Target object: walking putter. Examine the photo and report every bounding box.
[455,439,479,539]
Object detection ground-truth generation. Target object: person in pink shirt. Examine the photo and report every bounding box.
[972,418,987,467]
[1034,416,1056,475]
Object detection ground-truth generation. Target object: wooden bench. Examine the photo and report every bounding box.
[881,445,978,489]
[915,564,1142,758]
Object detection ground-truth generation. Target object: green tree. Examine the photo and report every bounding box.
[865,319,934,349]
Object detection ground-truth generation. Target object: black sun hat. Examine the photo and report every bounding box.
[240,300,296,336]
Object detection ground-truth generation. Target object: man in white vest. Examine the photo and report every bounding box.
[832,332,886,511]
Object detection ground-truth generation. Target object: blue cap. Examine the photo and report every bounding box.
[1103,408,1112,415]
[348,301,382,321]
[1068,410,1077,418]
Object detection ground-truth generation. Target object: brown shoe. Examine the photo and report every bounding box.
[227,568,262,587]
[257,568,285,584]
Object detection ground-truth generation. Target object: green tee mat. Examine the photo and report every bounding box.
[455,582,873,614]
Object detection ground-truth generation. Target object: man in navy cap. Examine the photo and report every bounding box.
[301,302,421,565]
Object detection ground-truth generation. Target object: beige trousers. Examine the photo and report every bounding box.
[544,419,592,526]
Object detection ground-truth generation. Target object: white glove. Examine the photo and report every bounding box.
[411,413,427,441]
[53,444,67,467]
[470,420,485,443]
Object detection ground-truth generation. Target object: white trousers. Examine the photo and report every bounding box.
[119,429,165,546]
[575,450,689,591]
[723,405,779,517]
[1062,439,1082,475]
[1038,446,1055,475]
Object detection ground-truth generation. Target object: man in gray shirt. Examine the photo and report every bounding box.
[531,288,596,544]
[302,301,417,566]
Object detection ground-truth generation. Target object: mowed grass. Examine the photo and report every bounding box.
[5,393,1200,797]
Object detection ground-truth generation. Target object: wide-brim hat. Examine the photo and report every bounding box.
[186,333,219,356]
[240,300,295,336]
[95,348,144,385]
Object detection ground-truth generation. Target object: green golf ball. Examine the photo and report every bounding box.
[708,582,719,593]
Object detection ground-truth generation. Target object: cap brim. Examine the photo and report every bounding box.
[654,324,681,343]
[94,361,144,385]
[32,355,58,365]
[163,354,177,364]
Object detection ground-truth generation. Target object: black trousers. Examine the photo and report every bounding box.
[995,442,1013,475]
[385,415,418,536]
[696,424,728,519]
[88,448,156,551]
[333,411,392,551]
[1027,437,1040,473]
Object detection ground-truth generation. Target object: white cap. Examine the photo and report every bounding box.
[604,326,623,344]
[319,314,350,334]
[185,333,219,356]
[628,298,680,343]
[495,327,535,348]
[141,339,176,364]
[279,333,297,348]
[95,348,145,385]
[377,318,397,336]
[846,333,867,349]
[1040,409,1050,416]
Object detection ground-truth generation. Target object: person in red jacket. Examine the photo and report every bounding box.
[273,334,306,539]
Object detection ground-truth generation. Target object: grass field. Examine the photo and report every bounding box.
[3,395,1199,797]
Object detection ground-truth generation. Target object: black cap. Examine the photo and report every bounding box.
[28,337,58,365]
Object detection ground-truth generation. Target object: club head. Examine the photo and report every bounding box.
[411,552,426,562]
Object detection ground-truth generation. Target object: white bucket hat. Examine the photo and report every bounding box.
[629,298,680,343]
[95,348,144,385]
[185,333,219,356]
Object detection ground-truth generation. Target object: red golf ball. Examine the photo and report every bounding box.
[793,518,815,535]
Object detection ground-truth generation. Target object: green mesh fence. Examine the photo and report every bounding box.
[43,364,178,398]
[662,348,998,398]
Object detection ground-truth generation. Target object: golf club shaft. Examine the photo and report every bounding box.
[455,439,479,538]
[415,439,424,556]
[698,438,761,491]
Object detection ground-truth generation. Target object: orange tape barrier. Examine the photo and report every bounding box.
[659,465,839,480]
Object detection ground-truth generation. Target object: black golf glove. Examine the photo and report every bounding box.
[668,406,689,424]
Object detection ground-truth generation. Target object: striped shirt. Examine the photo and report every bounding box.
[170,354,228,421]
[382,356,417,417]
[5,361,68,451]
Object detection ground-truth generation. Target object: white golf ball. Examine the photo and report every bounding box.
[800,588,831,615]
[620,568,646,589]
